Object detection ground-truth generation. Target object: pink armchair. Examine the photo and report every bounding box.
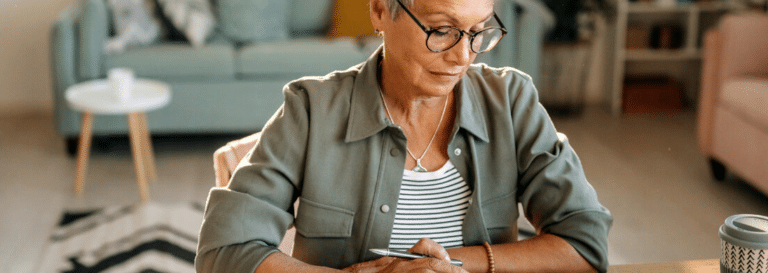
[698,12,768,194]
[213,132,261,188]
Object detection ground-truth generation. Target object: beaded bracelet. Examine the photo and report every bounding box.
[483,241,496,273]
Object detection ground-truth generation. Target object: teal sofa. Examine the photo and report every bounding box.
[51,0,554,153]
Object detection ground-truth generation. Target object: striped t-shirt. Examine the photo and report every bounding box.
[388,161,472,251]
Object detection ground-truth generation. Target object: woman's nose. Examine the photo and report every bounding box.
[446,35,474,65]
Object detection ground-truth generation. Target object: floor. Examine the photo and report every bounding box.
[2,106,768,272]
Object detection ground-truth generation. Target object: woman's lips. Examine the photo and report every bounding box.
[430,71,462,78]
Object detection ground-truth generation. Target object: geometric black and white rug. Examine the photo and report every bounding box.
[36,202,203,273]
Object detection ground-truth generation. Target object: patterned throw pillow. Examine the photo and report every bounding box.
[156,0,217,47]
[104,0,161,53]
[217,0,289,44]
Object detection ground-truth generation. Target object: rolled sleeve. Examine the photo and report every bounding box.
[510,75,613,272]
[196,84,310,272]
[196,189,294,272]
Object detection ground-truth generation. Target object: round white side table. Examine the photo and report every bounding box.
[65,79,171,201]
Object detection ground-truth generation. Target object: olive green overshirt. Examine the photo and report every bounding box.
[196,47,613,272]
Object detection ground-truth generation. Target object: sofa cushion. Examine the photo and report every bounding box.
[290,0,334,37]
[104,42,236,80]
[721,78,768,129]
[79,0,110,80]
[218,0,289,43]
[237,38,367,77]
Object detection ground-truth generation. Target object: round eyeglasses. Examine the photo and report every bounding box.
[396,0,508,53]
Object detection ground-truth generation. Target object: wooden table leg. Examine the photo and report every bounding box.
[138,113,157,182]
[127,113,150,202]
[74,112,94,197]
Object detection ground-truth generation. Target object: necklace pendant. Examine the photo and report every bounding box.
[412,159,428,172]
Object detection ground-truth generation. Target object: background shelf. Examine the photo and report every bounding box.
[607,0,745,114]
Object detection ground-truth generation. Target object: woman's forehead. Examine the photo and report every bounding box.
[413,0,495,11]
[413,0,495,22]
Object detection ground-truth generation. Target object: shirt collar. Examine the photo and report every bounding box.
[455,75,489,142]
[345,46,489,143]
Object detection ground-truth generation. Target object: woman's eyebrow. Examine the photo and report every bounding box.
[479,12,495,24]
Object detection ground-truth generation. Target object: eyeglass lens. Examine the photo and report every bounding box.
[395,0,505,53]
[428,27,504,53]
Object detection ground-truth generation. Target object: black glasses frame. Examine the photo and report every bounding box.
[395,0,508,53]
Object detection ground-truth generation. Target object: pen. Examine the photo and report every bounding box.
[369,248,463,267]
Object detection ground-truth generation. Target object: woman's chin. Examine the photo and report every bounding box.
[432,74,460,83]
[417,82,459,97]
[428,74,461,91]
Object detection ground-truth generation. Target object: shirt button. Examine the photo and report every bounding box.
[468,198,473,205]
[454,148,462,156]
[380,205,390,213]
[390,149,400,157]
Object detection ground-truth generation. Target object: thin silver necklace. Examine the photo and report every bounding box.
[379,89,448,172]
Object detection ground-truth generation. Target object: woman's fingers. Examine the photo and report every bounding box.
[415,257,467,273]
[342,257,396,273]
[382,257,468,273]
[348,238,467,273]
[408,238,451,262]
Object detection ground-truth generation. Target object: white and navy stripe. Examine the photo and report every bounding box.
[388,161,472,250]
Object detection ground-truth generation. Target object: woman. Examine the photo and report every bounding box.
[196,0,612,272]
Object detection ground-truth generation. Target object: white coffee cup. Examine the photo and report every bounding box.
[108,68,134,103]
[720,214,768,273]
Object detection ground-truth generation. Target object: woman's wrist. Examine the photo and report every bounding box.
[446,244,494,273]
[482,242,496,273]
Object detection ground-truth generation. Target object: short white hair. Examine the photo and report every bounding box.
[385,0,497,20]
[386,0,413,20]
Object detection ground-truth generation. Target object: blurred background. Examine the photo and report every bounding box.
[2,0,768,271]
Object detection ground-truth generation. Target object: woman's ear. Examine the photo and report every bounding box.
[370,0,387,34]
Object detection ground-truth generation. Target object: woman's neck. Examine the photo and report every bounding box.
[378,57,451,126]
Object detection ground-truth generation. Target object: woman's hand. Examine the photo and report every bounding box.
[342,238,467,273]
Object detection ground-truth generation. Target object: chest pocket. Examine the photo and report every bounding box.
[481,192,518,243]
[293,197,355,268]
[295,198,355,237]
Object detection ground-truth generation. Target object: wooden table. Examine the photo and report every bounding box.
[609,259,719,272]
[65,78,171,202]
